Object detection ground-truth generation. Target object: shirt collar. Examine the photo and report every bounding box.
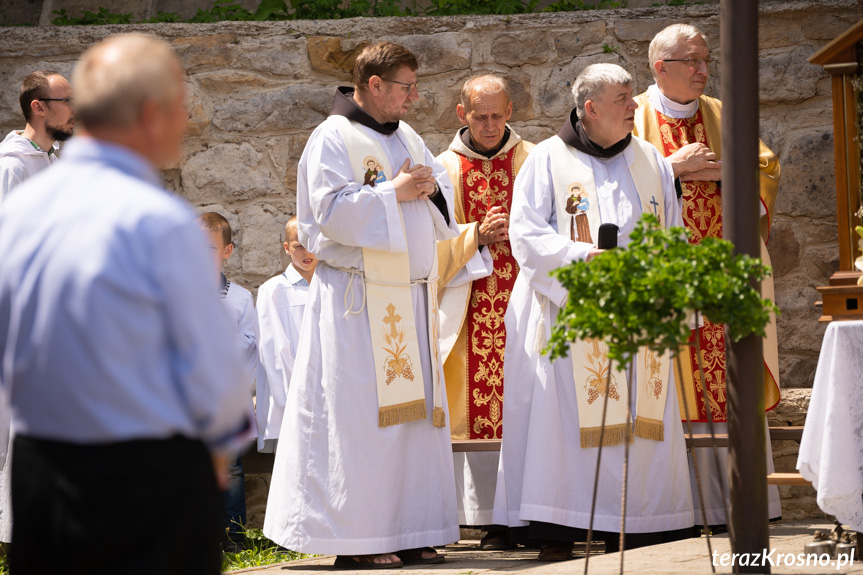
[284,264,309,286]
[558,108,631,159]
[647,84,699,119]
[59,137,163,188]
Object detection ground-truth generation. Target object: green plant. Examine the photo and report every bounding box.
[543,0,624,12]
[602,43,617,53]
[52,7,134,25]
[547,213,777,365]
[222,527,307,571]
[143,11,182,22]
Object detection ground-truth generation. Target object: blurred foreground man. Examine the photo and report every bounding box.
[632,23,782,530]
[493,63,693,560]
[436,74,533,550]
[0,34,251,575]
[263,42,489,569]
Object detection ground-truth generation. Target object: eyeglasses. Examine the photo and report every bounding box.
[381,78,419,92]
[662,57,711,68]
[38,98,74,105]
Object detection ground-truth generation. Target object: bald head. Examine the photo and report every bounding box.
[459,75,511,112]
[73,33,184,131]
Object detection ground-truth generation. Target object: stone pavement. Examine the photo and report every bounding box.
[228,519,862,575]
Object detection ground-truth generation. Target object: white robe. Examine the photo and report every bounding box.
[255,264,309,452]
[223,280,260,438]
[492,137,695,535]
[264,117,488,555]
[645,84,780,525]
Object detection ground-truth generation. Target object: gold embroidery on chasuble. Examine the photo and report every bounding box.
[459,150,519,440]
[655,109,729,422]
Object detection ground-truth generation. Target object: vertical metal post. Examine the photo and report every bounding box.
[721,0,770,572]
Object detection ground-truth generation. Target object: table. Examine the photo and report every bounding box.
[797,320,863,531]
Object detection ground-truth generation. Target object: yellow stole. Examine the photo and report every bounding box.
[548,135,671,447]
[331,115,445,428]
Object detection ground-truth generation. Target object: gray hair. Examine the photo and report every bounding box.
[73,33,184,130]
[648,24,709,79]
[459,74,511,110]
[572,63,632,118]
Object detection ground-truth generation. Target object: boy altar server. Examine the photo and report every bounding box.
[199,211,260,548]
[255,216,318,453]
[493,63,694,560]
[263,41,490,568]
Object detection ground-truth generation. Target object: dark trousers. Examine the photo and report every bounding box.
[10,435,222,575]
[511,521,693,552]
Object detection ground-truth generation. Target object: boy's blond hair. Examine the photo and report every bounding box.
[285,215,298,243]
[198,212,233,247]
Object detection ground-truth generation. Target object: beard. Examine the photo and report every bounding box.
[47,121,74,142]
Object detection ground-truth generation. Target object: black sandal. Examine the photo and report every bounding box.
[334,554,404,569]
[396,547,445,565]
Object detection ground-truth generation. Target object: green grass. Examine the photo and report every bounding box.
[222,527,308,572]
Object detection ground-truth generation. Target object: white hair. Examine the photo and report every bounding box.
[73,33,184,130]
[648,24,709,79]
[572,63,632,117]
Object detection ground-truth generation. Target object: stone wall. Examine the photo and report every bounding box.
[1,0,860,527]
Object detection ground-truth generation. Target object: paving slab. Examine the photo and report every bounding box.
[227,520,862,575]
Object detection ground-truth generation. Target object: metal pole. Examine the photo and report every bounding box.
[721,1,770,572]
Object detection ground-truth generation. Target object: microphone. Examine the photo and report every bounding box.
[597,223,619,250]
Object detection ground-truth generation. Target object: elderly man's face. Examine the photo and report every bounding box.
[655,35,710,104]
[374,65,419,124]
[152,70,188,168]
[457,91,512,153]
[587,82,637,147]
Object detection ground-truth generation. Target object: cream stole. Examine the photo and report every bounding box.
[548,135,671,447]
[332,115,445,429]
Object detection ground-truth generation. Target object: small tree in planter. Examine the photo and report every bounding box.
[545,213,777,574]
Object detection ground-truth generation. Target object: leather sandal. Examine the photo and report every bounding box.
[396,547,445,565]
[334,554,404,569]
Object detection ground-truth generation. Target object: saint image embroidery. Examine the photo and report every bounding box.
[382,303,415,384]
[363,156,386,187]
[583,339,619,404]
[566,183,592,244]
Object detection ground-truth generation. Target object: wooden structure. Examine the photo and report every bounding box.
[811,19,863,321]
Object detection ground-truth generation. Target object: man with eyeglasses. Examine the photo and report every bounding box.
[264,41,489,569]
[0,70,75,204]
[632,23,782,534]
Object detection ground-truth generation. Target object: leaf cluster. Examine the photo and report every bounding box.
[49,0,626,24]
[546,213,778,365]
[222,526,307,571]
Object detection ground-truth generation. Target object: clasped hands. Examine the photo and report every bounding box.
[394,158,437,202]
[672,142,722,182]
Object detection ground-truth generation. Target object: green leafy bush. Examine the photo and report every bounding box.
[49,0,627,23]
[546,213,777,365]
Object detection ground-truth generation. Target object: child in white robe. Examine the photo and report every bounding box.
[256,216,317,453]
[199,212,260,549]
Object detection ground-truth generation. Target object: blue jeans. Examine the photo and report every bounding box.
[222,453,246,537]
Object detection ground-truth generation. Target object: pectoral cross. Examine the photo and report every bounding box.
[650,195,659,216]
[383,303,401,338]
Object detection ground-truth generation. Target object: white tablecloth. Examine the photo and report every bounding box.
[797,320,863,530]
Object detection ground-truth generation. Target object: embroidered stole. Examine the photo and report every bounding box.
[548,136,671,447]
[459,150,520,439]
[651,108,781,422]
[332,115,445,428]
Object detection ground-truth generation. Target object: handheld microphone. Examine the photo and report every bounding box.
[597,223,619,250]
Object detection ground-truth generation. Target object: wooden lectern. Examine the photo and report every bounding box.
[810,20,863,321]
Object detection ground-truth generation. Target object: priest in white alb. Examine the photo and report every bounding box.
[632,23,782,530]
[263,42,490,569]
[492,63,694,561]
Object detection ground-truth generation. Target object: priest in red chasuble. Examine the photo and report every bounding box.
[436,75,534,550]
[632,23,782,529]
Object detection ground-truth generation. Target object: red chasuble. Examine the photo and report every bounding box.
[655,109,731,422]
[458,152,519,439]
